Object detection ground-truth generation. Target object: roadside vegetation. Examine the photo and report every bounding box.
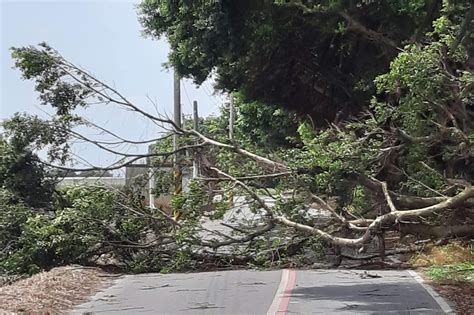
[1,0,473,294]
[409,242,474,313]
[429,263,474,282]
[411,242,474,282]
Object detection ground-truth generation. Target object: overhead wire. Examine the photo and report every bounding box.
[201,81,221,108]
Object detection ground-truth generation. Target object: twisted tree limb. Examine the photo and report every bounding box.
[275,186,474,248]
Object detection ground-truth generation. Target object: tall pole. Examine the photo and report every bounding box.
[227,94,235,207]
[228,93,235,141]
[173,71,182,153]
[173,70,183,220]
[193,100,199,178]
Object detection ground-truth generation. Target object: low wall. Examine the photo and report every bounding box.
[57,177,125,188]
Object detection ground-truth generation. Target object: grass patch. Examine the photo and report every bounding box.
[410,242,474,283]
[411,242,473,266]
[427,262,474,282]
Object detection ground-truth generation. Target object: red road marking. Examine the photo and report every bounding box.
[276,269,296,314]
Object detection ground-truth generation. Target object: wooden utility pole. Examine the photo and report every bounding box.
[227,94,235,207]
[192,100,199,178]
[173,71,182,154]
[228,93,235,141]
[173,70,183,220]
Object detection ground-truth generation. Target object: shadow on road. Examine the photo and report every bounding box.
[288,282,443,313]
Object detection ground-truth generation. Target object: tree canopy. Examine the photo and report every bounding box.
[139,0,472,124]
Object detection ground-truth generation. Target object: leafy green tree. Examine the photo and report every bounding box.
[0,138,55,208]
[287,9,473,217]
[232,93,300,150]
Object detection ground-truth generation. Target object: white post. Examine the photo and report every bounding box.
[148,166,155,208]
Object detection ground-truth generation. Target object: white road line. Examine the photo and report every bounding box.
[267,269,289,315]
[408,270,455,314]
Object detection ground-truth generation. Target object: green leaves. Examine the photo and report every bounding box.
[0,137,55,207]
[428,262,474,282]
[233,93,300,149]
[138,0,464,124]
[370,9,473,195]
[11,44,94,116]
[2,113,74,163]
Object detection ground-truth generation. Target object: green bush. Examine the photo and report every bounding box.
[0,186,116,274]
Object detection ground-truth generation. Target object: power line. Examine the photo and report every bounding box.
[182,81,194,109]
[201,82,221,107]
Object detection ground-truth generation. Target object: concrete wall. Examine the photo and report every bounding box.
[57,166,194,214]
[57,177,125,188]
[125,165,149,186]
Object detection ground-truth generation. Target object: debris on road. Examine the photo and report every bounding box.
[0,265,118,314]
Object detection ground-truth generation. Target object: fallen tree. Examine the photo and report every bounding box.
[1,1,473,274]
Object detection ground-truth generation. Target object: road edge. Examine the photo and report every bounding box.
[71,274,128,314]
[407,270,455,314]
[266,269,296,315]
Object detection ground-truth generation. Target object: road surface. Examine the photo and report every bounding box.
[73,269,452,314]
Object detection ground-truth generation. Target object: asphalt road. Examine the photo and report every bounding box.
[73,269,452,314]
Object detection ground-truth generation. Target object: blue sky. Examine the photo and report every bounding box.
[0,0,224,169]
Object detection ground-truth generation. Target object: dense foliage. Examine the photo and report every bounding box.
[139,0,472,124]
[0,138,55,208]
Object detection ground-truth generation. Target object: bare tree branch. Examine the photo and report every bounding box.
[199,171,291,182]
[338,12,402,51]
[380,181,397,212]
[194,131,288,172]
[209,167,275,217]
[276,186,474,248]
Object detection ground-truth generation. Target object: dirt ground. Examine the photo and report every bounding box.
[0,265,119,314]
[429,281,474,315]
